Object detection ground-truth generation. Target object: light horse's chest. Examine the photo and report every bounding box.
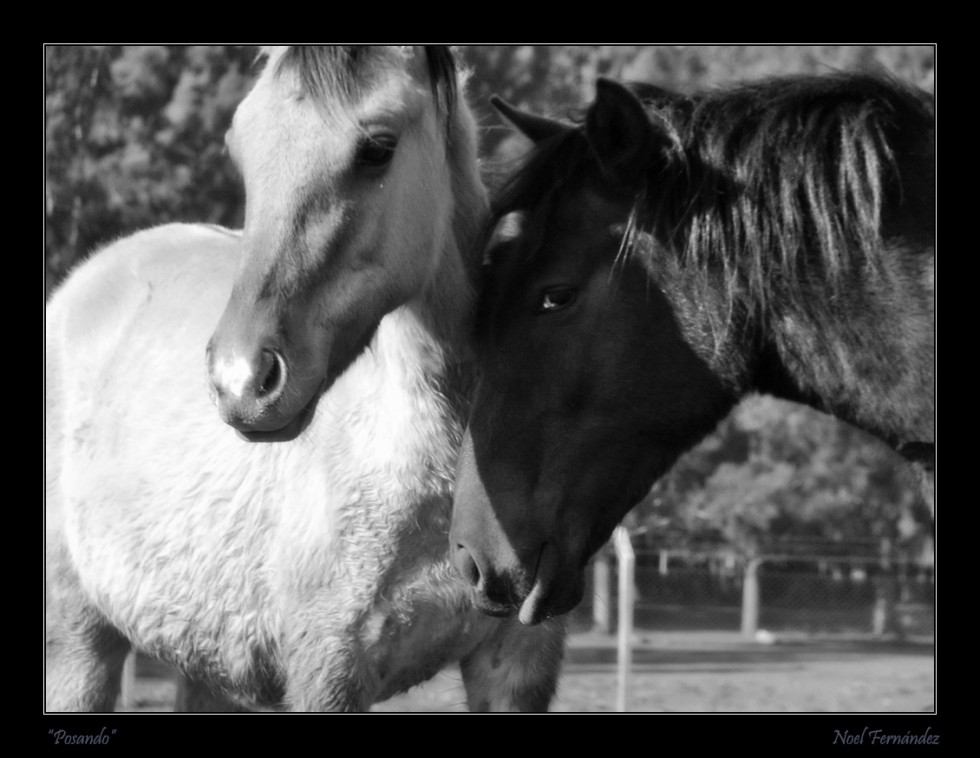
[53,247,472,704]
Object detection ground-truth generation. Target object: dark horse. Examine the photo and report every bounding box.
[450,73,934,625]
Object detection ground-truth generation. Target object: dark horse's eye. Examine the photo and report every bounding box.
[538,286,578,314]
[355,134,397,168]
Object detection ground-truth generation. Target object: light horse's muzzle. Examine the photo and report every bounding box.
[206,292,324,442]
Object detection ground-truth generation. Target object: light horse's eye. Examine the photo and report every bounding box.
[537,286,578,314]
[355,134,398,169]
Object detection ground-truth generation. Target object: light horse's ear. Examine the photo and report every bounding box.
[490,96,570,143]
[586,78,670,190]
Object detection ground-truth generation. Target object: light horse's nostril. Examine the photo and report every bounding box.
[205,342,295,433]
[257,348,287,400]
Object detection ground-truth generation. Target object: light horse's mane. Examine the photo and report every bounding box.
[268,45,459,121]
[490,73,934,334]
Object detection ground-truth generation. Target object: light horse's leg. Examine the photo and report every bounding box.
[174,678,255,712]
[46,553,130,711]
[47,576,255,713]
[282,625,372,712]
[460,617,566,712]
[47,357,126,715]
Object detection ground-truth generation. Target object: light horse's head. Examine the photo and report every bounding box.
[207,46,483,440]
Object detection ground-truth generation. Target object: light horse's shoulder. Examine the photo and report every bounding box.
[97,222,243,270]
[46,222,244,416]
[51,221,239,283]
[48,224,241,317]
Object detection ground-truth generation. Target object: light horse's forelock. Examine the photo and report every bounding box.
[262,46,459,135]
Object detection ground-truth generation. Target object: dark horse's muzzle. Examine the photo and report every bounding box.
[450,430,585,625]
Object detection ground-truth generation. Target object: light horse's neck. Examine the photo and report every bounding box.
[409,88,488,355]
[319,78,487,461]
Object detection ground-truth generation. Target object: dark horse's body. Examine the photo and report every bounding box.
[450,73,934,625]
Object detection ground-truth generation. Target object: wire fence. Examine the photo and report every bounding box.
[578,544,935,639]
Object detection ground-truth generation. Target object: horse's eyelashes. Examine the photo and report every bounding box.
[355,134,398,168]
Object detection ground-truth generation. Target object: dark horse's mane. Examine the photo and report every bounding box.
[492,72,934,329]
[270,46,458,117]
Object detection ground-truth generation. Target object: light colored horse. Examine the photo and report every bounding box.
[45,45,565,713]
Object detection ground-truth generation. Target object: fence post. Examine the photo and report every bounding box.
[120,650,137,709]
[741,556,760,639]
[614,526,635,712]
[873,538,898,636]
[593,550,611,634]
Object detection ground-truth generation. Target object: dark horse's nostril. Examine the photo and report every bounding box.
[455,545,482,588]
[257,349,286,399]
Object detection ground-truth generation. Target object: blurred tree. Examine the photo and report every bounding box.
[459,44,934,158]
[44,45,256,296]
[46,46,114,293]
[634,396,932,562]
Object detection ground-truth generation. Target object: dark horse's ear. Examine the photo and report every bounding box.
[490,95,570,143]
[586,78,668,190]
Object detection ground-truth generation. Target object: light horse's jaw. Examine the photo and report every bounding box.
[207,46,477,440]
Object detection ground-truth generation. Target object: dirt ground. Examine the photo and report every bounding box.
[116,630,934,713]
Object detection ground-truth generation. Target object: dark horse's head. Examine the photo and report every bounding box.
[451,80,737,624]
[450,73,934,624]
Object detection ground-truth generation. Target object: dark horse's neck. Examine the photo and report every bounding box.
[694,75,937,468]
[752,253,934,463]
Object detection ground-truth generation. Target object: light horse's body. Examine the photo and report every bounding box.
[449,74,934,625]
[46,46,564,712]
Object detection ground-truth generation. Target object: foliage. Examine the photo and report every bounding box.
[45,45,256,294]
[632,396,932,560]
[459,45,935,159]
